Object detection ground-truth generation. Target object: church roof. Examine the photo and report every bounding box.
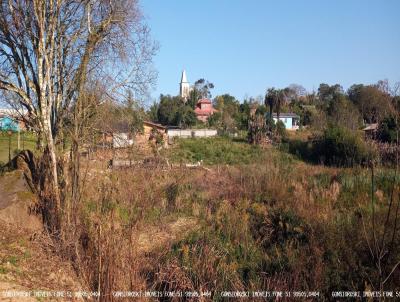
[180,70,188,83]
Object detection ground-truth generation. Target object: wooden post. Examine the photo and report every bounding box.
[7,130,12,162]
[17,128,20,150]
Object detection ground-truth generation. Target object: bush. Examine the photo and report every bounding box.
[377,116,398,143]
[276,120,287,139]
[287,139,312,160]
[311,126,371,167]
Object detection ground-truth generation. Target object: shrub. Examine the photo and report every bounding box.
[377,116,398,143]
[311,126,371,167]
[165,182,179,211]
[276,120,287,139]
[287,139,312,160]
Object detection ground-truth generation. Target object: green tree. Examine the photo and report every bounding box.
[318,83,344,103]
[176,105,197,128]
[213,94,240,133]
[148,102,159,123]
[326,94,361,130]
[157,94,196,128]
[207,111,223,129]
[186,78,215,109]
[377,116,398,143]
[194,78,214,99]
[348,84,393,123]
[237,100,251,130]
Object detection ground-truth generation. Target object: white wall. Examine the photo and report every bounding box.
[167,129,218,138]
[113,133,133,148]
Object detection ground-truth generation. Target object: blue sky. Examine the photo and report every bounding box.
[141,0,400,102]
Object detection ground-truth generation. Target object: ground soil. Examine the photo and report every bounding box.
[0,171,84,301]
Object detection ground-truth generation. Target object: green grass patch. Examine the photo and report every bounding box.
[165,137,263,165]
[0,131,37,163]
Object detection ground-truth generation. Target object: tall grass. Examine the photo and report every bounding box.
[67,137,400,300]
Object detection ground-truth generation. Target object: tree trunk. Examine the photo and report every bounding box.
[42,106,62,230]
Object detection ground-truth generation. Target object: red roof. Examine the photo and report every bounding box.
[197,98,212,104]
[194,108,214,116]
[194,98,216,118]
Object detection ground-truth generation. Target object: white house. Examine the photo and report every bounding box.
[272,113,300,130]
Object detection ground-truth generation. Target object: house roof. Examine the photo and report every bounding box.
[272,113,300,118]
[362,123,378,131]
[197,98,212,104]
[143,120,166,130]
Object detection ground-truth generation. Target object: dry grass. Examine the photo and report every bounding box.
[54,137,400,300]
[0,222,84,301]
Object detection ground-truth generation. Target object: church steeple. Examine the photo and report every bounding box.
[181,70,188,84]
[179,69,190,100]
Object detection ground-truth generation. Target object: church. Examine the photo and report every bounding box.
[179,70,216,122]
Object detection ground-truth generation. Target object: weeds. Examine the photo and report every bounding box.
[62,137,400,300]
[165,137,263,165]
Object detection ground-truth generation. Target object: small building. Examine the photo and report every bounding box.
[107,121,167,149]
[272,113,300,130]
[194,98,216,122]
[135,121,167,148]
[0,109,24,131]
[362,123,378,139]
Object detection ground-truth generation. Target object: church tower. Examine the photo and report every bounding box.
[179,70,190,100]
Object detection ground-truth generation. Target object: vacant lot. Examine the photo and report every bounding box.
[74,136,400,299]
[1,135,398,300]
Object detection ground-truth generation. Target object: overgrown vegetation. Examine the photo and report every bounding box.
[312,126,372,166]
[285,126,373,167]
[0,1,399,300]
[73,137,400,299]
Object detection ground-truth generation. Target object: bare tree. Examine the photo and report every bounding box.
[0,0,156,229]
